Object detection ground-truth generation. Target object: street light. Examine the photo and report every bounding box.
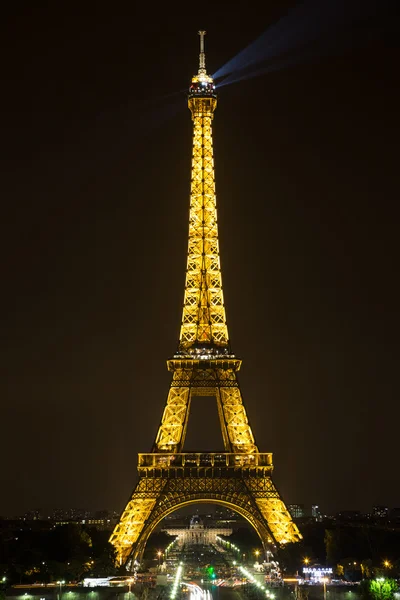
[57,581,65,600]
[321,577,328,600]
[128,578,133,595]
[304,558,310,565]
[157,551,162,568]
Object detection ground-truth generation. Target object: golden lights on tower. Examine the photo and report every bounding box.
[109,31,301,568]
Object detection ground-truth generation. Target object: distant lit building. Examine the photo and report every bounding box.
[51,508,93,521]
[50,508,117,529]
[23,509,42,520]
[80,518,115,530]
[372,505,389,519]
[288,504,304,518]
[163,514,232,545]
[312,505,322,521]
[303,567,333,583]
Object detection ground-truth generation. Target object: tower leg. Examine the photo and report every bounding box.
[154,371,190,452]
[217,367,258,454]
[109,478,167,566]
[246,477,302,544]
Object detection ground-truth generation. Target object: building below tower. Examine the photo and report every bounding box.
[288,504,305,518]
[162,514,232,546]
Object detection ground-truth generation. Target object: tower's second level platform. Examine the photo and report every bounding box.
[137,452,273,477]
[168,345,241,372]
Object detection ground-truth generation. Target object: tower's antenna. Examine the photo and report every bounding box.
[198,30,206,74]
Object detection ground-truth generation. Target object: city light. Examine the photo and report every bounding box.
[303,568,332,575]
[238,565,275,598]
[165,538,179,554]
[128,578,133,595]
[216,536,241,554]
[56,580,65,600]
[170,564,183,600]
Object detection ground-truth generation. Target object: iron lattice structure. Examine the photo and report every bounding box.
[109,32,301,566]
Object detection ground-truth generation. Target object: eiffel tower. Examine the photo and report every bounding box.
[109,31,302,567]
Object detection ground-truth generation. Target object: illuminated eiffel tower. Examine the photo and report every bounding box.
[110,31,301,566]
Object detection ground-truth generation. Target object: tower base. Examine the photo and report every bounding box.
[109,452,302,566]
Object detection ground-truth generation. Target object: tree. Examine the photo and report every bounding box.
[325,529,341,566]
[336,564,344,578]
[361,559,373,579]
[359,579,398,600]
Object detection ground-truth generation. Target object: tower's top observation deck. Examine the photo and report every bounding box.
[189,30,216,99]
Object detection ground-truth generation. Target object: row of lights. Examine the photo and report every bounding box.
[238,566,275,599]
[23,593,88,599]
[22,590,84,596]
[216,536,241,554]
[304,557,392,569]
[170,563,183,600]
[165,537,179,554]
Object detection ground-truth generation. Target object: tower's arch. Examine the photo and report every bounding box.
[111,453,301,567]
[131,497,274,564]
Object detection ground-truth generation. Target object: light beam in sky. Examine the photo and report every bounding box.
[213,0,395,86]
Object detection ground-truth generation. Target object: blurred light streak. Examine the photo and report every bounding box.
[213,0,396,85]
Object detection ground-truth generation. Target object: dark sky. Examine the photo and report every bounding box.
[1,1,399,518]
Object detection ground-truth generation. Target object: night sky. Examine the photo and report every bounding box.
[1,1,399,518]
